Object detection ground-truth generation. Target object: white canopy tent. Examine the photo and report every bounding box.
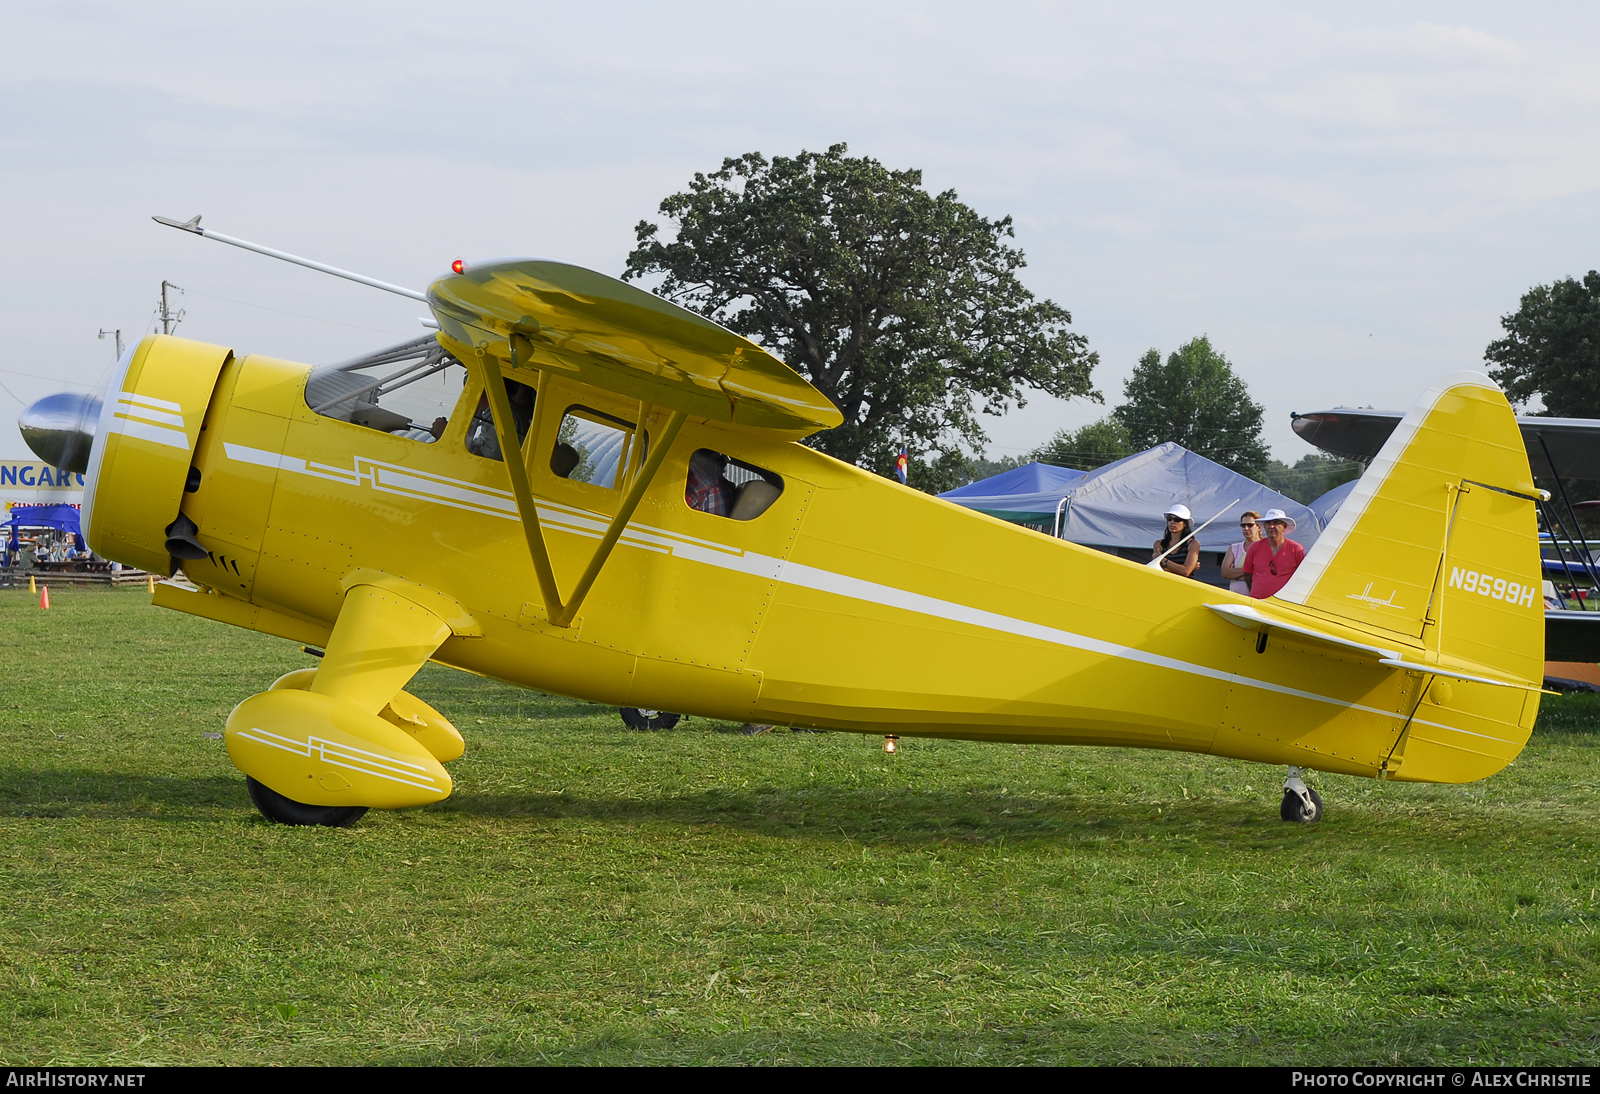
[941,442,1323,553]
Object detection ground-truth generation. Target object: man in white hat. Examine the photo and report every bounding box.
[1241,508,1305,599]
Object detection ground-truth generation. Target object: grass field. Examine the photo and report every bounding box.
[2,585,1598,1065]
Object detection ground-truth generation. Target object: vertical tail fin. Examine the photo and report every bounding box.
[1277,373,1544,783]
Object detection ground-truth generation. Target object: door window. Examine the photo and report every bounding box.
[551,408,636,489]
[684,449,784,520]
[463,378,536,462]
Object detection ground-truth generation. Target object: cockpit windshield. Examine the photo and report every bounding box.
[304,334,466,443]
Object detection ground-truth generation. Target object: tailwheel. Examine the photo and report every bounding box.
[1279,766,1324,823]
[619,707,682,731]
[246,776,369,828]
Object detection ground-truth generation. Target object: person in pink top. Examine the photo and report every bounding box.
[1220,510,1263,594]
[1242,508,1306,599]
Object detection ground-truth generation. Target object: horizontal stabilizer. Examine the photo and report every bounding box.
[1376,657,1546,692]
[1206,602,1400,659]
[1208,603,1547,692]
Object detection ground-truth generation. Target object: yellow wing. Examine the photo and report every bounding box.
[426,259,842,436]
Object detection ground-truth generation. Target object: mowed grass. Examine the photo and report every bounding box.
[2,587,1599,1066]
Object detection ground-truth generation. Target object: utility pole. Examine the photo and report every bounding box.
[156,280,185,335]
[98,329,123,358]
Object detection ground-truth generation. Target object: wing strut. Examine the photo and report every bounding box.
[468,347,686,629]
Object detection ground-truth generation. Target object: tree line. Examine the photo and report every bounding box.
[1014,337,1359,504]
[627,144,1591,501]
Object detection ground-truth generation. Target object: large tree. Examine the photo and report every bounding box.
[623,144,1099,491]
[1113,336,1271,480]
[1264,453,1361,504]
[1031,417,1133,472]
[1485,271,1600,417]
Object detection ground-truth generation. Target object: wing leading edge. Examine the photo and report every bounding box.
[1292,407,1600,480]
[427,258,842,436]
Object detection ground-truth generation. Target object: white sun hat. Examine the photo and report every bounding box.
[1260,507,1297,530]
[1163,504,1193,522]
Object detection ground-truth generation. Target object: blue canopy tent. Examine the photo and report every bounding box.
[941,442,1322,553]
[1307,480,1357,529]
[4,503,84,554]
[938,462,1087,524]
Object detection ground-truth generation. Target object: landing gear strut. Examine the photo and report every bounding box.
[1280,767,1324,823]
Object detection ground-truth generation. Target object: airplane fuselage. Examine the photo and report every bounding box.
[124,341,1533,786]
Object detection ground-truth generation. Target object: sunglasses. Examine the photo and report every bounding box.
[1239,522,1257,528]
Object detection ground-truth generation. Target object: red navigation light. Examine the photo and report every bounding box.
[451,259,464,275]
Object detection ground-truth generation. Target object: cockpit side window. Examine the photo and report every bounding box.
[549,407,636,487]
[684,449,783,520]
[304,335,466,444]
[464,378,536,462]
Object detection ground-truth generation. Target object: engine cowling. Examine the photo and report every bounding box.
[81,335,233,575]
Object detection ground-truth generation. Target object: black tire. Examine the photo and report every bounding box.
[1280,787,1324,823]
[246,776,368,828]
[619,707,682,731]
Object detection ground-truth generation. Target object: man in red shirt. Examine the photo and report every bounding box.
[685,449,735,516]
[1242,508,1306,599]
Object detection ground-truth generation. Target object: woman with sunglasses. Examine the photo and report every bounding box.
[1220,510,1263,594]
[1154,504,1201,578]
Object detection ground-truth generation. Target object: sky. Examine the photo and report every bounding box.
[3,1,1597,463]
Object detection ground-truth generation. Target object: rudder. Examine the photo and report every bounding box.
[1275,372,1544,782]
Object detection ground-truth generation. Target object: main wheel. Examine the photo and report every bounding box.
[246,776,369,828]
[619,707,682,731]
[1280,787,1324,823]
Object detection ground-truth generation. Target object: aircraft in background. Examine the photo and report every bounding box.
[1293,406,1600,664]
[14,217,1552,829]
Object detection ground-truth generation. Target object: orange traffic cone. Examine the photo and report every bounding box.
[40,585,49,610]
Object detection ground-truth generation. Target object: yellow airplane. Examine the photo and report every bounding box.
[17,217,1546,828]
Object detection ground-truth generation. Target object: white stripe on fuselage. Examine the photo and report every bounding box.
[226,444,1513,748]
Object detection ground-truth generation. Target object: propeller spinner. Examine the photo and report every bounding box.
[18,391,101,475]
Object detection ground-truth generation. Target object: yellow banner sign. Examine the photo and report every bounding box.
[0,461,85,492]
